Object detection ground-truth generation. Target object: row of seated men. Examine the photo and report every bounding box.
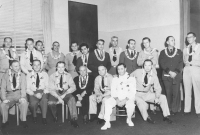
[0,31,200,130]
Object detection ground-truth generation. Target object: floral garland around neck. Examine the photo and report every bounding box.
[55,71,68,91]
[94,49,105,61]
[79,74,89,89]
[144,48,157,55]
[125,49,138,60]
[51,51,61,59]
[164,47,178,58]
[8,69,21,90]
[30,71,44,90]
[109,47,122,58]
[1,48,17,60]
[187,44,199,56]
[142,69,153,87]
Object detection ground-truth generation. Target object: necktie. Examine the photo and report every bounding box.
[144,73,148,85]
[8,50,12,67]
[101,77,105,89]
[81,77,86,87]
[100,51,103,59]
[13,73,16,89]
[30,51,34,65]
[113,49,117,62]
[188,46,193,62]
[131,51,134,58]
[36,73,40,89]
[72,54,77,66]
[59,75,63,94]
[84,55,87,64]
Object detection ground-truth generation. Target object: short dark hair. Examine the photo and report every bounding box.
[35,40,43,46]
[128,39,136,44]
[26,38,34,44]
[79,43,89,50]
[116,63,127,76]
[165,36,174,47]
[187,32,196,37]
[143,59,153,68]
[56,61,68,72]
[10,60,19,66]
[4,37,12,42]
[32,59,41,66]
[111,36,118,40]
[142,37,151,42]
[97,39,105,44]
[51,41,60,50]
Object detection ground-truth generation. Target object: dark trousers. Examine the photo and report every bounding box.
[75,95,89,116]
[48,94,78,119]
[29,94,48,118]
[163,80,181,112]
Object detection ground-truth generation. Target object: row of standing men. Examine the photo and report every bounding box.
[0,32,199,130]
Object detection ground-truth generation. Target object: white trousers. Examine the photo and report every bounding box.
[136,92,170,120]
[89,95,110,119]
[104,97,135,122]
[183,66,200,113]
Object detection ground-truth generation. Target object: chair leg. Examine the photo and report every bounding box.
[66,105,68,120]
[62,104,64,123]
[88,113,90,120]
[16,105,19,126]
[77,107,79,114]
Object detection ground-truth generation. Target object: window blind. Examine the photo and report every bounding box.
[0,0,43,54]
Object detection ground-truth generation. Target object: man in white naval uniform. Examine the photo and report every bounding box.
[101,63,136,130]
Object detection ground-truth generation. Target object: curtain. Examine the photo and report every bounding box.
[180,0,190,50]
[41,0,54,53]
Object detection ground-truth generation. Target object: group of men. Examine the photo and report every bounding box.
[0,31,199,131]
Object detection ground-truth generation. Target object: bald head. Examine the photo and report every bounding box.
[79,66,87,77]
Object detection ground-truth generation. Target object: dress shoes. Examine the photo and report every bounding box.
[33,117,37,123]
[163,117,173,124]
[147,116,155,124]
[101,122,111,130]
[42,118,47,125]
[97,118,105,124]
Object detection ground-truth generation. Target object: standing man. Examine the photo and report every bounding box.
[26,60,49,125]
[119,39,139,74]
[48,61,79,128]
[159,36,183,115]
[20,38,43,75]
[108,36,122,75]
[76,43,91,74]
[73,66,94,124]
[89,65,113,124]
[88,39,111,78]
[101,63,136,130]
[0,37,19,85]
[183,32,200,117]
[131,59,172,124]
[0,60,29,129]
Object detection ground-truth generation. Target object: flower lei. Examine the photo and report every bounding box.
[144,48,157,55]
[30,71,44,91]
[125,49,138,60]
[109,47,122,59]
[187,45,199,56]
[1,48,17,60]
[164,47,178,58]
[79,74,89,89]
[142,69,153,87]
[81,54,88,66]
[94,49,105,61]
[8,69,21,90]
[55,71,68,91]
[51,51,61,59]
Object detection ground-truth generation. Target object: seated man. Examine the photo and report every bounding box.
[89,65,113,124]
[73,66,94,124]
[0,60,28,129]
[48,61,79,128]
[26,60,49,125]
[101,63,136,130]
[131,59,172,124]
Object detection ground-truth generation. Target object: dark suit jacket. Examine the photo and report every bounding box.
[119,51,139,74]
[88,51,111,78]
[73,75,94,100]
[159,48,183,83]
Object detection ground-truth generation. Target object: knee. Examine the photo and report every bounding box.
[30,102,37,107]
[0,103,7,109]
[48,101,56,105]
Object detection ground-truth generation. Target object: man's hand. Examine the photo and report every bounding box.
[19,98,26,103]
[60,94,66,100]
[169,71,177,78]
[57,97,64,105]
[34,93,42,99]
[3,99,10,104]
[78,95,83,101]
[81,91,86,97]
[96,95,103,103]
